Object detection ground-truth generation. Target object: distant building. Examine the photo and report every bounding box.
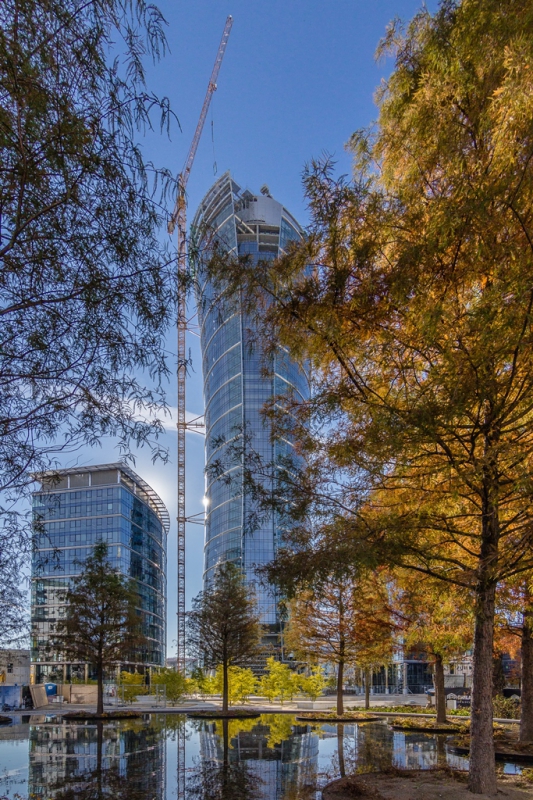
[444,652,473,679]
[165,656,197,675]
[192,173,309,651]
[31,464,169,684]
[0,649,30,685]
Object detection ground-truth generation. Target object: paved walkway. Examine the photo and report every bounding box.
[34,693,428,715]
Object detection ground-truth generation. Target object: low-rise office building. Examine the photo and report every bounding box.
[0,649,30,685]
[31,464,168,684]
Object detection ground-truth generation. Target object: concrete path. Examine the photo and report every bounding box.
[32,693,429,715]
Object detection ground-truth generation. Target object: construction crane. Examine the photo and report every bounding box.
[169,13,233,674]
[169,18,232,800]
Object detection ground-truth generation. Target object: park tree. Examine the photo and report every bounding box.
[0,0,177,630]
[299,666,327,702]
[200,0,533,792]
[284,572,393,714]
[187,562,263,712]
[207,665,258,705]
[396,575,473,723]
[53,542,146,715]
[495,577,533,741]
[119,671,145,704]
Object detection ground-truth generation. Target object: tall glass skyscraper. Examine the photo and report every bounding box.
[192,173,308,644]
[31,463,168,683]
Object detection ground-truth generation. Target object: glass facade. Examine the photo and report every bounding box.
[192,173,308,639]
[28,720,166,799]
[31,464,169,682]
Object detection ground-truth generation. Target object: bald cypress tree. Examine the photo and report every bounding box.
[187,563,263,713]
[201,1,533,792]
[0,0,177,631]
[54,543,146,715]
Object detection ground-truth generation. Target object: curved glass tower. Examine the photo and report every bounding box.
[192,173,308,643]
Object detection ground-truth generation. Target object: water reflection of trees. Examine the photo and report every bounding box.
[186,719,262,800]
[29,719,167,800]
[325,721,453,782]
[189,715,319,800]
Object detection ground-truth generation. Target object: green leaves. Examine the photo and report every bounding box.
[53,541,146,668]
[259,658,299,705]
[0,0,178,498]
[187,562,264,671]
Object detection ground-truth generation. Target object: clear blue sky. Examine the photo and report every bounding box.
[54,0,438,655]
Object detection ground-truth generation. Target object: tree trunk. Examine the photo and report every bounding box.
[364,668,370,710]
[337,659,344,716]
[222,659,229,713]
[468,581,497,794]
[434,653,446,724]
[436,734,447,768]
[520,592,533,742]
[96,720,103,797]
[222,717,229,796]
[96,654,104,716]
[337,723,345,777]
[468,415,500,795]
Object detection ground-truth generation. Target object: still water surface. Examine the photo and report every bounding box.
[0,713,515,799]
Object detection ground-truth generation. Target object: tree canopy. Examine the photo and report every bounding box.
[0,0,177,493]
[0,0,177,644]
[187,562,263,712]
[285,571,393,714]
[200,0,533,792]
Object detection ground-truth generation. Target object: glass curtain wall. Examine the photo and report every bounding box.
[192,173,308,646]
[31,464,169,682]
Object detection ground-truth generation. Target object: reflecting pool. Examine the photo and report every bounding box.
[0,713,518,800]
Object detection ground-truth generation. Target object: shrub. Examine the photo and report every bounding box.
[151,669,189,705]
[298,667,327,701]
[119,672,145,704]
[492,694,520,720]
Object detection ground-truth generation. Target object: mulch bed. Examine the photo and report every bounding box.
[322,769,533,800]
[187,709,260,720]
[447,736,533,764]
[62,710,143,721]
[389,718,462,733]
[296,713,382,723]
[322,775,382,798]
[0,714,12,725]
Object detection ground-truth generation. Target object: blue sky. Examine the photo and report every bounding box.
[54,0,438,654]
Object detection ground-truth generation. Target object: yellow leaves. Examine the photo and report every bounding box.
[208,665,258,705]
[395,572,473,659]
[285,572,394,669]
[491,39,533,166]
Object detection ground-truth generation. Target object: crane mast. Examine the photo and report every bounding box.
[170,15,233,679]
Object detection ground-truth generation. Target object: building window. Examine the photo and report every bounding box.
[7,663,13,674]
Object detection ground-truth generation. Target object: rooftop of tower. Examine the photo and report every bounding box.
[33,462,170,533]
[191,171,302,243]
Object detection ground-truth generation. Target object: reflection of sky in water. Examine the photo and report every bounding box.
[0,736,29,798]
[0,715,526,800]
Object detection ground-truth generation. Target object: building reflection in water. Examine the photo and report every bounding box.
[189,715,319,800]
[28,718,166,799]
[23,715,472,800]
[320,721,463,782]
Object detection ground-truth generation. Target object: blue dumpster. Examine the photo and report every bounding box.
[44,683,57,697]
